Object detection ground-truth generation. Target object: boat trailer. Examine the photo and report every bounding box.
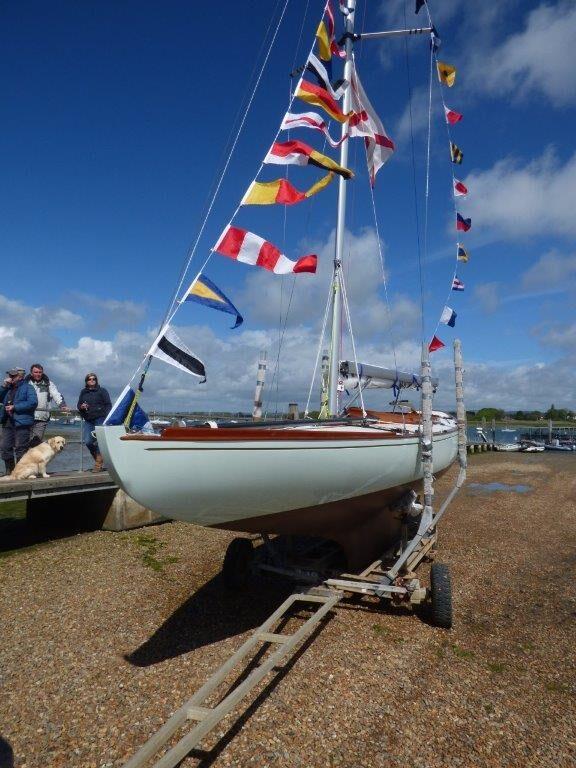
[120,342,467,768]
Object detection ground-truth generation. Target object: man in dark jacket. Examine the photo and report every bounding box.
[77,372,112,472]
[0,367,38,475]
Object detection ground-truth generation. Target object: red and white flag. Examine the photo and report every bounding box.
[349,63,395,186]
[453,178,468,197]
[280,111,346,149]
[214,226,317,275]
[444,105,462,124]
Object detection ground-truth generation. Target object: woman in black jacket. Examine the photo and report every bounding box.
[77,373,112,472]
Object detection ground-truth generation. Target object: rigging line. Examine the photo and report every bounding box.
[190,0,330,306]
[368,181,398,373]
[272,0,312,416]
[340,270,366,417]
[428,51,467,341]
[104,0,288,400]
[263,274,298,419]
[199,0,286,232]
[276,79,293,417]
[423,0,465,342]
[402,0,426,345]
[304,278,334,417]
[211,3,335,249]
[289,0,312,73]
[164,0,293,317]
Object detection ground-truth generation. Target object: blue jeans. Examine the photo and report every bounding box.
[83,417,105,458]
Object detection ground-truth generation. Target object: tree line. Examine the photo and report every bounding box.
[467,405,575,422]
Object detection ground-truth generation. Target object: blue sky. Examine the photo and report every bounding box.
[1,0,575,414]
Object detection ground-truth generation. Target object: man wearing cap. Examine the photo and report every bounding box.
[0,367,38,475]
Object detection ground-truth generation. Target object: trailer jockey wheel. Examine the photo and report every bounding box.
[223,538,254,590]
[430,562,453,629]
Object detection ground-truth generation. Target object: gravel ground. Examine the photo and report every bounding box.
[1,452,575,768]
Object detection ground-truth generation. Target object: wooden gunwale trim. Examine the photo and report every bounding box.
[120,426,457,443]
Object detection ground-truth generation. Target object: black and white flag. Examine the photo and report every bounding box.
[150,326,206,382]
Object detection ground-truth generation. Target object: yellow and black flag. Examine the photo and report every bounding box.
[450,142,463,164]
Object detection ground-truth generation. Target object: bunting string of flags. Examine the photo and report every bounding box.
[120,0,404,414]
[423,0,472,353]
[177,0,396,357]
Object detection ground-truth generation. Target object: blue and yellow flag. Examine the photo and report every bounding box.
[184,274,243,328]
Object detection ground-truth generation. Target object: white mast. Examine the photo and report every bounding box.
[326,4,432,417]
[327,0,356,416]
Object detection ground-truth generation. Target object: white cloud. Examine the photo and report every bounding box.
[236,227,419,343]
[468,1,576,106]
[536,322,576,348]
[460,148,576,239]
[70,292,147,329]
[457,356,576,411]
[473,282,500,314]
[521,250,576,291]
[2,277,576,413]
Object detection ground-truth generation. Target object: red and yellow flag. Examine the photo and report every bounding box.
[241,173,334,206]
[296,80,350,123]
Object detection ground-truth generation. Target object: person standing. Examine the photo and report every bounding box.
[0,367,38,475]
[77,373,111,472]
[26,363,69,443]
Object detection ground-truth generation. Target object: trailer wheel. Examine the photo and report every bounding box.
[222,538,254,590]
[430,563,453,629]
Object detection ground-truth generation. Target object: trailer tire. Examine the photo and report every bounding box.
[223,538,254,590]
[430,563,453,629]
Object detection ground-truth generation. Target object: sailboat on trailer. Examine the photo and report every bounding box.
[97,0,465,569]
